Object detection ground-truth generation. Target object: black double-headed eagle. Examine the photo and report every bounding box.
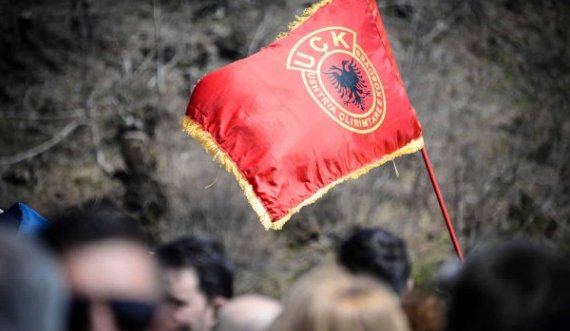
[325,59,371,111]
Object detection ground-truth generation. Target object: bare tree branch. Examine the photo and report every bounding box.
[247,8,273,55]
[85,92,115,178]
[153,0,165,95]
[0,120,87,166]
[3,113,83,121]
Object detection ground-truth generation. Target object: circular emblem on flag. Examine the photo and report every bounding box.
[287,27,386,134]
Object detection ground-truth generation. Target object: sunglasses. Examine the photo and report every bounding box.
[68,296,156,331]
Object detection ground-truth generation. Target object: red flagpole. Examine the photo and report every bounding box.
[421,147,464,261]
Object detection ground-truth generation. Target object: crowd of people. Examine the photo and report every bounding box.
[1,203,569,331]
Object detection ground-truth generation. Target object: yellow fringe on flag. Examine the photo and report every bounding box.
[182,116,424,231]
[276,0,333,39]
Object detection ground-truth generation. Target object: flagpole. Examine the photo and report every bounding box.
[420,147,464,261]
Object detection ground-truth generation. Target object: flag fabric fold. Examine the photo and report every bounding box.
[183,0,423,230]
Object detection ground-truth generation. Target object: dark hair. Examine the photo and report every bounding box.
[446,241,570,331]
[337,227,411,294]
[40,201,149,255]
[156,236,234,300]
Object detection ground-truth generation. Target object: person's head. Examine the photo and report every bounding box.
[268,266,410,331]
[446,240,570,331]
[215,294,282,331]
[156,235,234,331]
[434,257,462,297]
[41,204,161,331]
[0,231,67,331]
[337,227,411,295]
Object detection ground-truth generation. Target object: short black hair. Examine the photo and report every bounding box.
[156,236,234,300]
[337,227,411,294]
[40,201,149,255]
[446,240,570,331]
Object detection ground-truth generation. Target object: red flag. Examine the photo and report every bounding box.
[183,0,423,230]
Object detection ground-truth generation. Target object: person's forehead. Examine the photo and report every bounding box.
[166,267,200,290]
[62,240,159,300]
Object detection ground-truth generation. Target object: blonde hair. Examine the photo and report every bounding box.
[268,266,410,331]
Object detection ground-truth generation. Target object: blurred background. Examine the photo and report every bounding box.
[0,0,568,296]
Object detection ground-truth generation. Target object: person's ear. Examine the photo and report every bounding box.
[212,296,228,318]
